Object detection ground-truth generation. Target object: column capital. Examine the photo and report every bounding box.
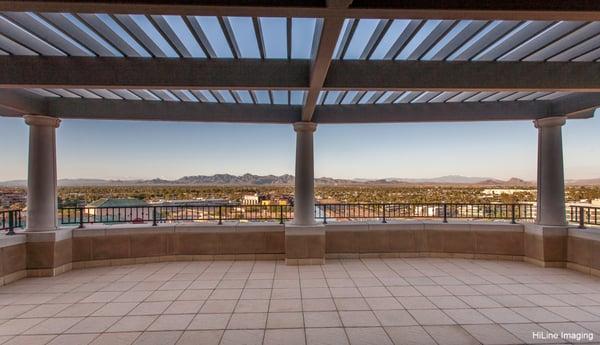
[533,116,566,129]
[24,115,61,128]
[293,121,317,133]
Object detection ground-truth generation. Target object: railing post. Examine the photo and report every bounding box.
[78,208,85,228]
[6,210,16,236]
[382,204,387,224]
[511,204,516,224]
[579,207,586,229]
[443,203,448,223]
[279,205,284,225]
[152,207,157,226]
[323,205,327,224]
[218,206,222,225]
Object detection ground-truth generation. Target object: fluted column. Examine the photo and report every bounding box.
[534,116,567,226]
[293,122,317,226]
[24,115,61,232]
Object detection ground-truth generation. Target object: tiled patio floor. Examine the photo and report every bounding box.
[0,259,599,345]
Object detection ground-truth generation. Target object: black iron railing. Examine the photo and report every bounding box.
[569,206,600,228]
[58,203,537,227]
[59,205,294,227]
[319,203,535,224]
[0,210,22,234]
[2,204,596,229]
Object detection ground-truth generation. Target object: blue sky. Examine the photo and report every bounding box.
[0,112,598,181]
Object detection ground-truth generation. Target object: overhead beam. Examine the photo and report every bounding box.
[46,98,301,123]
[551,92,600,118]
[301,0,351,122]
[2,1,600,20]
[312,101,554,123]
[0,89,46,115]
[4,57,600,92]
[0,57,308,90]
[324,61,600,92]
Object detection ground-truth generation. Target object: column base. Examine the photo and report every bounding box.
[26,229,73,276]
[524,223,568,267]
[284,224,325,265]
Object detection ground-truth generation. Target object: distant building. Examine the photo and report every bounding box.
[242,194,260,205]
[86,198,149,223]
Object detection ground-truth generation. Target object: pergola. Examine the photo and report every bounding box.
[0,0,599,230]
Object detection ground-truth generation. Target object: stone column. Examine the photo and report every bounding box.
[24,115,61,232]
[534,116,567,226]
[293,122,317,226]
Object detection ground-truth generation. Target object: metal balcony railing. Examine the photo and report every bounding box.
[568,205,600,228]
[3,204,599,233]
[0,210,23,234]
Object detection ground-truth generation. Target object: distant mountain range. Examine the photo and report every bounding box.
[1,173,599,187]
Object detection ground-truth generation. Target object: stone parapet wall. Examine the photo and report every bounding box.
[1,221,599,285]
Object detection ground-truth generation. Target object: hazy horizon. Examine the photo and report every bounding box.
[1,109,599,181]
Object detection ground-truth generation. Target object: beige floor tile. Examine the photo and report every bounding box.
[330,287,362,298]
[132,331,181,345]
[164,301,204,314]
[408,309,455,326]
[175,330,222,345]
[129,302,171,316]
[374,310,417,326]
[18,304,71,318]
[240,289,271,300]
[66,316,120,333]
[462,324,522,345]
[107,316,157,332]
[187,313,230,330]
[385,326,437,345]
[0,305,36,319]
[388,286,422,297]
[339,311,380,327]
[266,312,304,329]
[46,333,98,345]
[398,297,437,309]
[1,334,55,345]
[306,327,349,345]
[512,307,568,323]
[268,299,302,312]
[220,329,264,345]
[81,292,122,303]
[334,298,370,311]
[545,306,600,322]
[264,328,305,345]
[346,327,393,345]
[177,290,212,301]
[443,309,493,324]
[235,300,269,313]
[24,317,82,335]
[365,297,403,310]
[459,296,503,309]
[93,302,138,317]
[271,288,301,299]
[90,332,141,345]
[56,303,104,317]
[303,311,341,328]
[200,300,237,314]
[428,296,470,309]
[303,298,336,311]
[148,314,194,331]
[209,289,242,300]
[146,290,183,302]
[227,313,267,329]
[114,291,153,303]
[424,325,480,345]
[478,308,530,324]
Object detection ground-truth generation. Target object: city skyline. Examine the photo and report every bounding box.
[1,109,599,181]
